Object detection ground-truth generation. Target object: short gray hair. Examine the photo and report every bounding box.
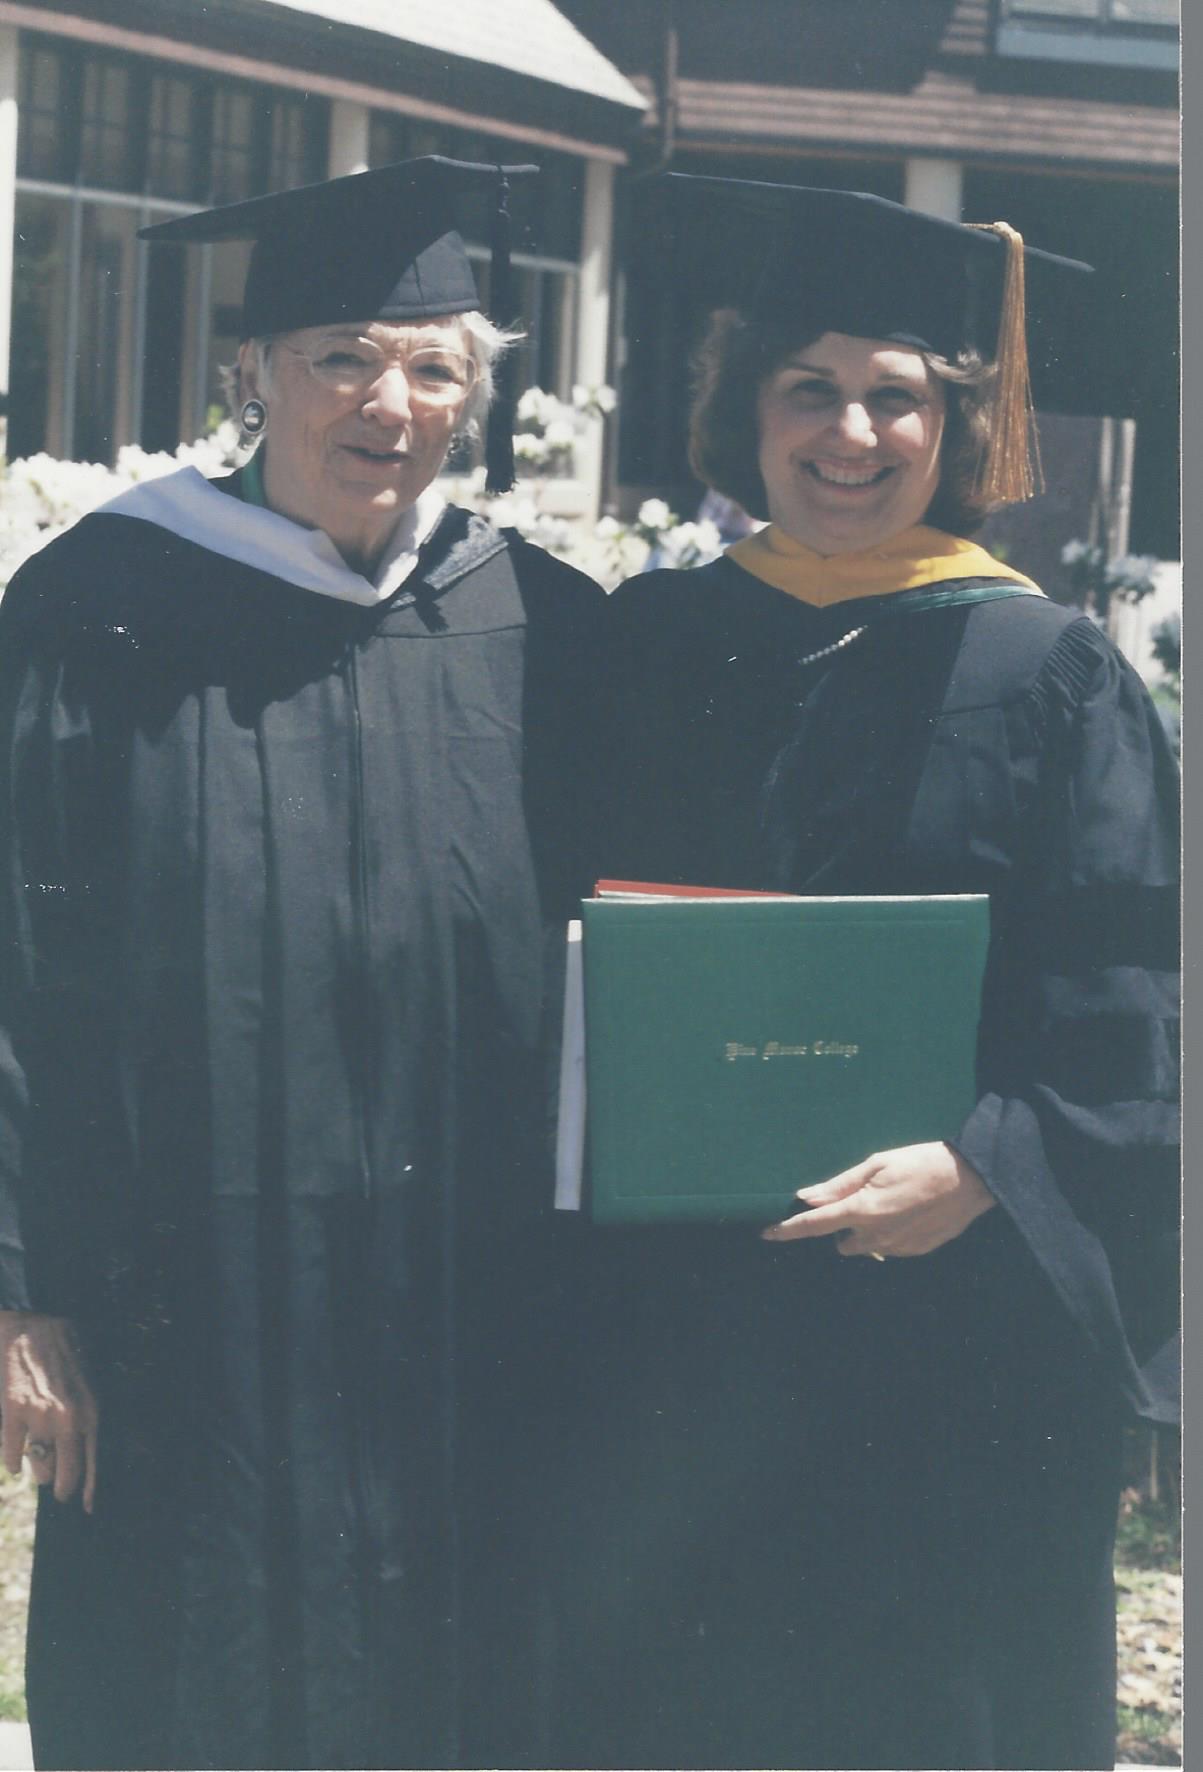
[223,311,523,448]
[457,310,523,442]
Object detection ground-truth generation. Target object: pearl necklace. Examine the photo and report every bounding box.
[795,624,867,670]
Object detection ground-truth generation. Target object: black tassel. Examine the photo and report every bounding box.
[485,167,517,495]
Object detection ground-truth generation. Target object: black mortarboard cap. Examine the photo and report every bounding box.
[655,174,1091,359]
[140,156,538,492]
[654,173,1101,501]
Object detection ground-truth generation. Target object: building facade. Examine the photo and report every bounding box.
[0,1,1180,581]
[0,0,645,515]
[559,0,1180,577]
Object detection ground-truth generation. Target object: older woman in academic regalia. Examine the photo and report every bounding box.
[552,179,1179,1772]
[0,157,603,1772]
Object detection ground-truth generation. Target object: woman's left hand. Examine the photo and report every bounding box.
[760,1141,996,1259]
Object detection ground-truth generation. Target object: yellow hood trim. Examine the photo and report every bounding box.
[727,524,1040,608]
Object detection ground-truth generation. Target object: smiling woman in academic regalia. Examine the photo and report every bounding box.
[550,180,1180,1772]
[0,157,604,1772]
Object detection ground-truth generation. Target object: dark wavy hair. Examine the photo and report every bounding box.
[688,310,999,535]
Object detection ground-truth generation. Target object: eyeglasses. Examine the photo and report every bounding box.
[278,337,477,406]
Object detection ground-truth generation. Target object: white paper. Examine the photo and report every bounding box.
[554,920,586,1210]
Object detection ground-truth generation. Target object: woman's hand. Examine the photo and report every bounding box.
[761,1141,996,1259]
[0,1312,97,1511]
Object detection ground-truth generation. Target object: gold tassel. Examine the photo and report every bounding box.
[967,221,1044,505]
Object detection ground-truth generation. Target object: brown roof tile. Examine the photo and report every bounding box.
[675,71,1178,172]
[939,0,992,58]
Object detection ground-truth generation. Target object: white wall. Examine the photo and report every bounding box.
[328,100,371,177]
[904,158,962,222]
[0,26,17,460]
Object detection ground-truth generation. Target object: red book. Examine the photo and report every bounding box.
[594,879,799,900]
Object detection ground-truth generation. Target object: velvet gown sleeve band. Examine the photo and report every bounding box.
[948,617,1180,1423]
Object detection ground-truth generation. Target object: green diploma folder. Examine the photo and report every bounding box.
[559,893,990,1226]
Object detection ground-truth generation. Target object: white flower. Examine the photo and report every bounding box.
[484,492,534,529]
[173,421,251,475]
[572,383,617,417]
[515,387,546,425]
[516,386,569,433]
[658,520,724,570]
[636,498,674,534]
[543,420,576,451]
[513,433,551,463]
[114,445,180,483]
[437,464,489,510]
[1105,553,1159,591]
[0,380,653,592]
[571,527,649,589]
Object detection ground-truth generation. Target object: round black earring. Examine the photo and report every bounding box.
[239,398,268,438]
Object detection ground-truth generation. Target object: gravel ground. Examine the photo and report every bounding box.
[1115,1562,1183,1766]
[0,1476,31,1724]
[0,1468,1182,1762]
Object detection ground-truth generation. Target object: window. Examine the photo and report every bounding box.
[996,0,1178,67]
[1111,0,1178,17]
[12,37,331,462]
[9,191,72,459]
[470,253,577,399]
[211,86,259,204]
[269,95,317,190]
[537,153,582,264]
[210,85,324,203]
[73,201,140,461]
[17,41,72,182]
[147,73,201,202]
[1007,0,1176,17]
[369,114,585,419]
[369,113,443,167]
[80,57,140,192]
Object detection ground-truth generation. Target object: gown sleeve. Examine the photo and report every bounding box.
[0,636,40,1312]
[951,615,1180,1423]
[0,557,131,1318]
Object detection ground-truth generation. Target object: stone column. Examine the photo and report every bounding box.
[572,157,615,521]
[329,99,371,177]
[0,26,18,461]
[904,157,963,222]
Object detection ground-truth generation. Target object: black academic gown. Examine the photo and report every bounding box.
[546,556,1179,1772]
[0,488,604,1772]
